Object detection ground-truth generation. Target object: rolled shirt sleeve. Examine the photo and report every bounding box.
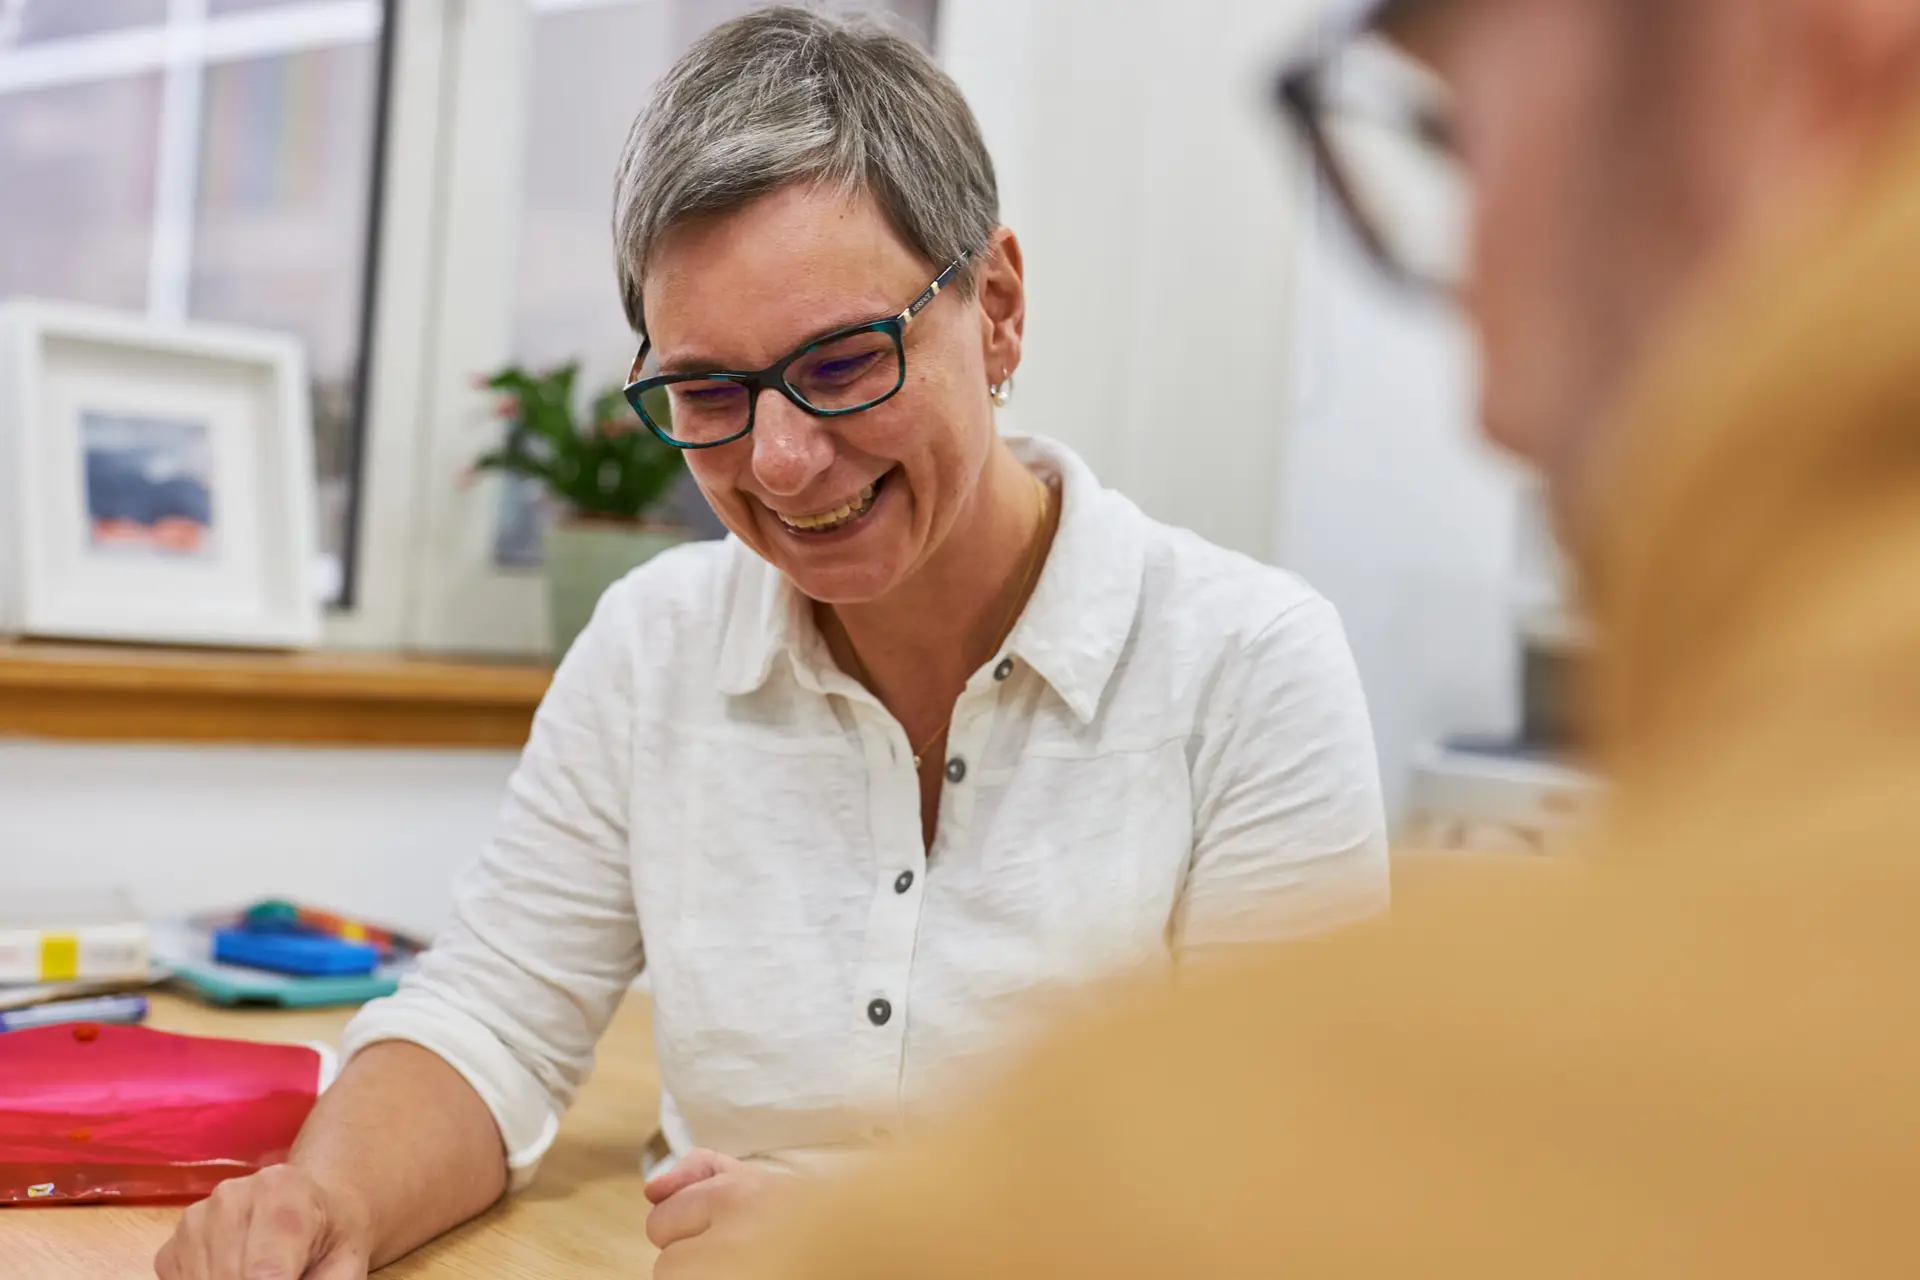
[339,581,647,1191]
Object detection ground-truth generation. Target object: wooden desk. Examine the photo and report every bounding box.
[6,993,663,1278]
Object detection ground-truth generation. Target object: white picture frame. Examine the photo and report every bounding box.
[0,301,321,649]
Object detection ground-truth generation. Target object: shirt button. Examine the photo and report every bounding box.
[945,757,967,783]
[894,870,914,894]
[993,657,1015,682]
[867,998,893,1027]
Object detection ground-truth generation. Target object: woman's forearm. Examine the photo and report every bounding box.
[290,1040,509,1268]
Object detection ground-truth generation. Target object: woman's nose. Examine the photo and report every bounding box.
[750,390,836,497]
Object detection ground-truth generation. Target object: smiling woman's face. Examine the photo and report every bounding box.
[642,182,1008,606]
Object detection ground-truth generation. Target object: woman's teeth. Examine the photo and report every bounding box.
[779,481,878,533]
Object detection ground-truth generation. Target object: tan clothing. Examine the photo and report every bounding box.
[747,114,1920,1278]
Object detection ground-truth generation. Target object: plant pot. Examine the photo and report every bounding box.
[544,518,688,661]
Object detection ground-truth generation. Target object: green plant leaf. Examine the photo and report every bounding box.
[471,359,687,521]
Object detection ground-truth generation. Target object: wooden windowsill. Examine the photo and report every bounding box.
[0,640,552,749]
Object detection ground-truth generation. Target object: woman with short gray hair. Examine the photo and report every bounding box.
[155,9,1388,1278]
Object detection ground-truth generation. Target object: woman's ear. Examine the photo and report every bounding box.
[975,226,1026,384]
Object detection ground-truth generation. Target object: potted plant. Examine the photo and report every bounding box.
[472,361,689,659]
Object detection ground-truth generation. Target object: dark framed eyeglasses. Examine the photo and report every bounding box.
[1274,0,1467,295]
[623,252,972,449]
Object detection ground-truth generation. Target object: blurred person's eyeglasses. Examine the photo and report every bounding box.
[1275,0,1468,294]
[624,252,973,449]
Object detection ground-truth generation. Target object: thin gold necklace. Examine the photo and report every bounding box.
[840,471,1053,769]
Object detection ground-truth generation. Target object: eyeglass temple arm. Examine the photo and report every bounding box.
[1277,59,1444,295]
[899,251,974,327]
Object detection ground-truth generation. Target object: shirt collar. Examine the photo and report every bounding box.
[1001,435,1144,723]
[713,541,805,697]
[713,434,1146,723]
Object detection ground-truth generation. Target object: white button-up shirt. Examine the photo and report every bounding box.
[342,436,1387,1187]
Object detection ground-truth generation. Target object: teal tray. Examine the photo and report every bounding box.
[165,957,403,1008]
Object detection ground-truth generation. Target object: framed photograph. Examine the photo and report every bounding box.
[0,301,320,648]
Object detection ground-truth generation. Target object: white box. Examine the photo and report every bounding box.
[0,889,151,984]
[1403,742,1604,857]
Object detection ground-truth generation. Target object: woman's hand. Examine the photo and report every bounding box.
[644,1148,793,1278]
[152,1042,508,1280]
[153,1164,374,1280]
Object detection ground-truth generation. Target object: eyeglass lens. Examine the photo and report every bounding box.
[1313,34,1469,289]
[633,326,906,445]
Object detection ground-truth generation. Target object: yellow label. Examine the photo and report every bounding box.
[40,933,80,982]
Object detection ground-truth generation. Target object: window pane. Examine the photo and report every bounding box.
[503,1,693,560]
[513,3,668,382]
[0,74,162,311]
[5,0,166,43]
[189,39,384,608]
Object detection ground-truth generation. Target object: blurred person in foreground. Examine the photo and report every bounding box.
[153,8,1389,1279]
[701,0,1920,1275]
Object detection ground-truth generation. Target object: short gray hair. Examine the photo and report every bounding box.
[612,5,999,336]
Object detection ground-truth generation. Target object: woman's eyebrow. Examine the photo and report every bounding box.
[654,352,736,376]
[656,307,897,375]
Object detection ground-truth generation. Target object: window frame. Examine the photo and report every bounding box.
[365,0,684,654]
[395,0,547,655]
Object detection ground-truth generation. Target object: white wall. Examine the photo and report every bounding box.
[1275,205,1525,818]
[940,0,1310,559]
[0,741,515,935]
[942,0,1525,819]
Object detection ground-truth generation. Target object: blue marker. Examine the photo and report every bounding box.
[0,994,149,1033]
[213,928,380,978]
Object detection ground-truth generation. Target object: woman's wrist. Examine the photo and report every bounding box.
[286,1159,379,1258]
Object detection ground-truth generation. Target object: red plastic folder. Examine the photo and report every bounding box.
[0,1023,323,1205]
